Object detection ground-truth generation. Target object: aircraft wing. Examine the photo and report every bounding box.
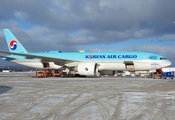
[0,51,76,66]
[0,55,18,60]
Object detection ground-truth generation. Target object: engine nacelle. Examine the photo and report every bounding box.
[75,62,98,76]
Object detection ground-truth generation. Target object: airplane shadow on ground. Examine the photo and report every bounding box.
[0,85,13,95]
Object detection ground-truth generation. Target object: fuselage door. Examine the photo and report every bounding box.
[124,61,135,70]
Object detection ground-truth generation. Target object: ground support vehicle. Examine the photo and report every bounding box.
[29,69,51,78]
[163,72,174,79]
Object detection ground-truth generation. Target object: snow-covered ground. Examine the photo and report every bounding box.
[0,75,175,120]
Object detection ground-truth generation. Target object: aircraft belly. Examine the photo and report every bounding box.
[49,62,63,69]
[134,62,152,70]
[98,63,125,71]
[98,61,154,71]
[12,60,44,69]
[11,60,63,69]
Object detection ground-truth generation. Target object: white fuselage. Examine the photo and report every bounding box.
[11,59,171,71]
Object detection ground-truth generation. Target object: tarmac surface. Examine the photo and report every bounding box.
[0,73,175,120]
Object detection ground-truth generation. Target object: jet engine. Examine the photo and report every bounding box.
[75,62,98,76]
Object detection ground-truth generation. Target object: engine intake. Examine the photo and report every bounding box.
[75,62,98,76]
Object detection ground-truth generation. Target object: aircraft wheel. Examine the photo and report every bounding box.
[68,74,74,77]
[159,75,162,79]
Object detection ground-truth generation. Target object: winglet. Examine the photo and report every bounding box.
[3,29,28,53]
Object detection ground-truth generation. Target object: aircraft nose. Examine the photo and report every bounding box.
[167,61,172,66]
[159,60,171,68]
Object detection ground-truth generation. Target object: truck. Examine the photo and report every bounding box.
[163,72,174,79]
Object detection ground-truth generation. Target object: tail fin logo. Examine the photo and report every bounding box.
[10,40,18,50]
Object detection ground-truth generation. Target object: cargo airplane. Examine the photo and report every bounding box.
[0,29,171,76]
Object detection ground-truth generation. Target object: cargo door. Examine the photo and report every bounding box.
[124,61,135,70]
[43,63,50,68]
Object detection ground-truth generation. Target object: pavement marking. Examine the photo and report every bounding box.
[166,89,175,95]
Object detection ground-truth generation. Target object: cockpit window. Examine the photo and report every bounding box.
[160,57,167,60]
[149,56,157,60]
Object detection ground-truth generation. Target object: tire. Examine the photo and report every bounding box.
[159,75,162,79]
[68,74,72,77]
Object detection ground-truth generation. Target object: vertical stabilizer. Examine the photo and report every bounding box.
[3,29,28,53]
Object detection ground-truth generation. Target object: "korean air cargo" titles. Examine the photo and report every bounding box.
[85,55,137,59]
